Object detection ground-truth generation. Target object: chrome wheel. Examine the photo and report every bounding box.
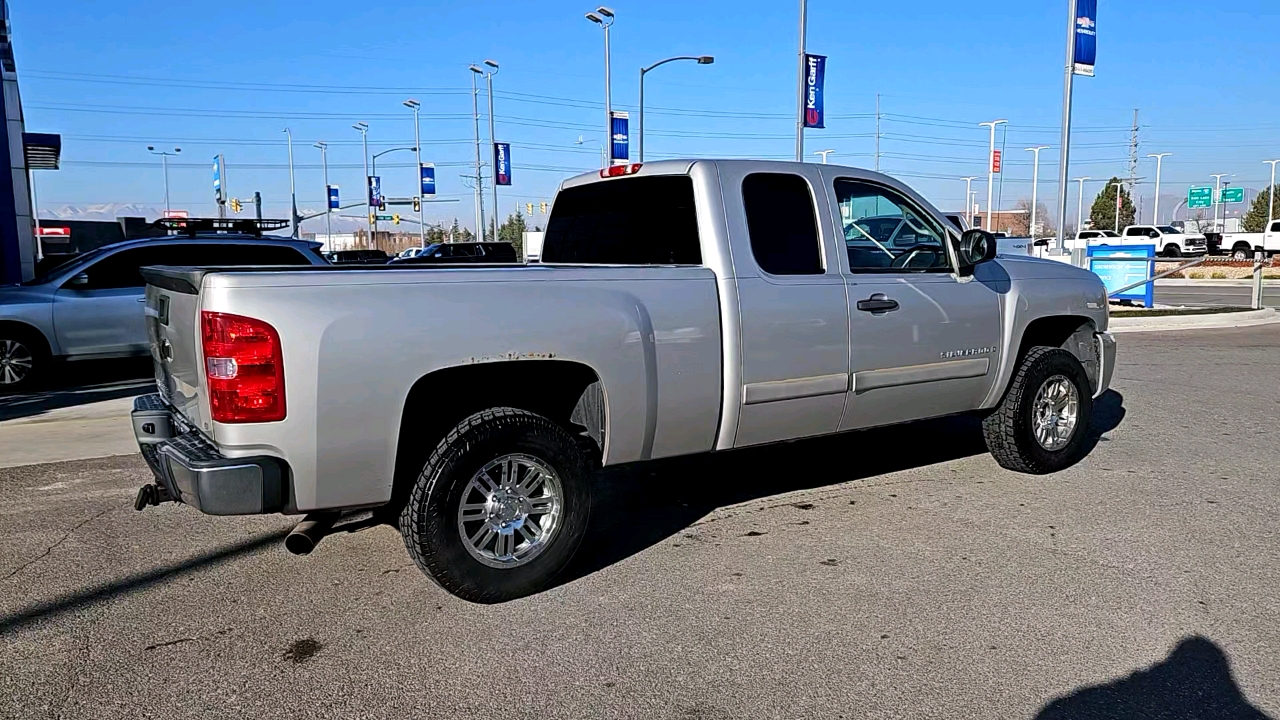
[1032,375,1079,451]
[457,454,563,569]
[0,339,34,386]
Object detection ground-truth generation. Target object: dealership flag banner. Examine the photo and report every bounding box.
[494,143,511,186]
[803,54,827,129]
[1074,0,1097,76]
[420,163,436,196]
[610,111,629,165]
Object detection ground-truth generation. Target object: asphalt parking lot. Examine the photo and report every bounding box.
[2,327,1278,719]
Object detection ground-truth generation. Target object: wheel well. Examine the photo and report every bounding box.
[0,321,51,357]
[1232,241,1255,251]
[1016,315,1099,391]
[388,360,602,511]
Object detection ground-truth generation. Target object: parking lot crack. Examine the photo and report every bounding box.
[2,505,116,584]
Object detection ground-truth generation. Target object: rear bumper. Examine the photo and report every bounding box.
[133,394,289,515]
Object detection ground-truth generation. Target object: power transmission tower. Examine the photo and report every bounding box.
[1127,109,1140,188]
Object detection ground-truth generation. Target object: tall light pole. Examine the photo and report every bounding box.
[585,7,615,160]
[283,128,299,238]
[961,176,978,223]
[404,99,425,248]
[1110,180,1125,232]
[576,136,606,168]
[638,55,713,162]
[1210,173,1229,232]
[468,65,486,242]
[1073,177,1089,236]
[314,141,331,245]
[1264,160,1279,227]
[352,122,370,246]
[813,149,834,164]
[482,59,500,241]
[1055,0,1079,253]
[146,146,181,214]
[1147,152,1171,225]
[795,0,808,161]
[1025,146,1049,239]
[980,119,1007,231]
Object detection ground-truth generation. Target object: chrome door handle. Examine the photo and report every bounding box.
[136,298,146,303]
[856,293,899,313]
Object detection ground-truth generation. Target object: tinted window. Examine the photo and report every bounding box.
[166,244,313,266]
[1125,227,1148,236]
[74,246,173,289]
[1271,221,1280,233]
[836,179,950,272]
[542,176,701,264]
[742,173,822,275]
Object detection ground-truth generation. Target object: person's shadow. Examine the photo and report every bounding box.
[560,389,1126,586]
[1036,636,1274,719]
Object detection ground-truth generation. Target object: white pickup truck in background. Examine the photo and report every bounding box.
[1218,220,1280,259]
[1118,225,1208,258]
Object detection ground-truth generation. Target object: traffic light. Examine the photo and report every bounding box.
[393,214,401,225]
[540,202,548,214]
[229,198,242,213]
[378,199,386,211]
[526,203,533,215]
[368,213,376,224]
[413,197,420,212]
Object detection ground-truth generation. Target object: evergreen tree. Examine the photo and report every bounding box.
[1242,185,1279,232]
[498,211,527,259]
[1089,177,1135,232]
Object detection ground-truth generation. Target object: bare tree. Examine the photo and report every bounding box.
[1012,198,1056,237]
[1187,210,1214,234]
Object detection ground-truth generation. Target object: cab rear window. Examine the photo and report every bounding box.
[541,176,701,265]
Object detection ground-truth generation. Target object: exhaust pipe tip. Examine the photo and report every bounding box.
[285,512,339,556]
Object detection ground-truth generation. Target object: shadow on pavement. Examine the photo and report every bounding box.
[563,390,1125,589]
[0,528,289,636]
[1036,636,1273,719]
[0,358,154,422]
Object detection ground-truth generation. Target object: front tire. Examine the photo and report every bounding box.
[398,407,592,603]
[983,347,1094,475]
[1163,244,1181,258]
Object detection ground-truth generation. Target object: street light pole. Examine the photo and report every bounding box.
[314,141,331,245]
[638,55,714,162]
[1055,0,1079,254]
[283,128,298,238]
[813,150,834,164]
[404,99,425,248]
[979,119,1007,231]
[1111,180,1125,232]
[1073,177,1089,236]
[961,176,978,224]
[484,60,500,241]
[469,65,485,242]
[795,0,807,162]
[576,136,606,168]
[146,146,181,215]
[352,122,370,247]
[1026,146,1049,240]
[1264,160,1279,227]
[1147,152,1171,225]
[586,8,616,160]
[1210,173,1228,232]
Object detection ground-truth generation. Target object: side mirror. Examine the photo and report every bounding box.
[70,273,89,287]
[956,229,998,273]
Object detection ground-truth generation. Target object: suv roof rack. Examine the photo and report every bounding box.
[155,218,290,237]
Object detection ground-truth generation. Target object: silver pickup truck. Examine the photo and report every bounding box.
[132,160,1116,603]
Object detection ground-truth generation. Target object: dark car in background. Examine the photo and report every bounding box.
[388,241,518,265]
[324,249,390,264]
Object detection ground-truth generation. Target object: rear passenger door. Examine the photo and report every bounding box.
[722,167,851,447]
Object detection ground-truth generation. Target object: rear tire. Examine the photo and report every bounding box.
[398,407,592,603]
[0,327,48,393]
[1232,245,1253,260]
[982,347,1093,475]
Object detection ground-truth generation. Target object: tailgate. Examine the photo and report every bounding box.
[143,268,208,431]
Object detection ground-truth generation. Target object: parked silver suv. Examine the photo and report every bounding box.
[0,222,326,390]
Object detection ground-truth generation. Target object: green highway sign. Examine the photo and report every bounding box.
[376,214,394,221]
[1220,187,1245,204]
[1188,186,1213,209]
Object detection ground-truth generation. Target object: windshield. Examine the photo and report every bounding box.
[1157,226,1180,234]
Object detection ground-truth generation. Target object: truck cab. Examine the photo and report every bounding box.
[1119,225,1207,258]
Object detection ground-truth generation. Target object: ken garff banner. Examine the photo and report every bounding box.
[1073,0,1097,77]
[610,111,629,164]
[367,175,381,206]
[803,54,827,129]
[420,163,436,196]
[494,143,512,186]
[326,185,339,209]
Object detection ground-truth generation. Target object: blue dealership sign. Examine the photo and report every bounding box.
[326,185,339,209]
[803,54,827,129]
[494,143,511,186]
[1089,243,1152,307]
[610,111,629,164]
[212,155,223,203]
[420,163,435,196]
[367,175,381,206]
[1074,0,1097,76]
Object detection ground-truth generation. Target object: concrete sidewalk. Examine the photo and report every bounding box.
[0,396,138,469]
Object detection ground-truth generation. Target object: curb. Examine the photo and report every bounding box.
[1109,308,1280,334]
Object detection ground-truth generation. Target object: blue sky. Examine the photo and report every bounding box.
[13,0,1280,232]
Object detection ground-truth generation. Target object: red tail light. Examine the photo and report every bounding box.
[201,311,286,423]
[599,163,642,178]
